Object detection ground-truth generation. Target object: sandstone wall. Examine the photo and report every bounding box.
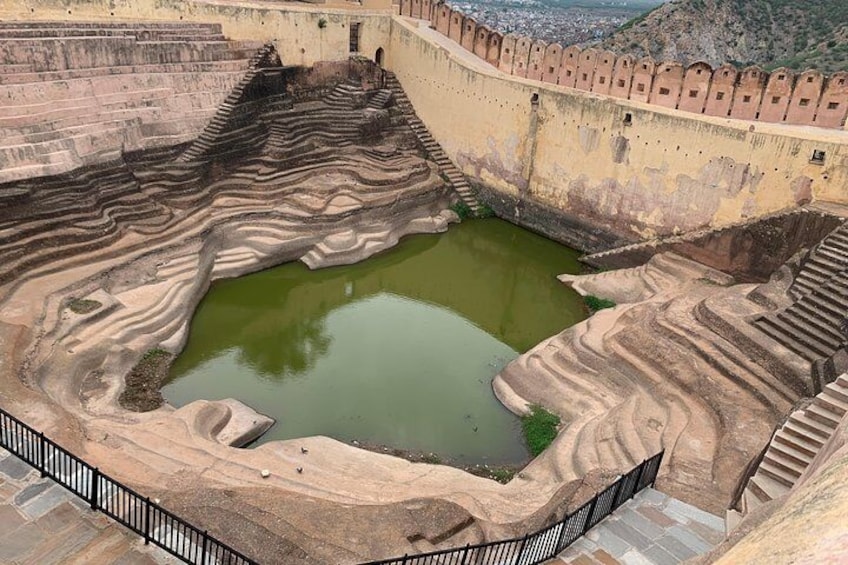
[387,17,848,249]
[0,23,262,182]
[403,0,848,130]
[0,0,394,67]
[0,1,396,182]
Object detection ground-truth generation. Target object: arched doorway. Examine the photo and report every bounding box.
[375,47,384,67]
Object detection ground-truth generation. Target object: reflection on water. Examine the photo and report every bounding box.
[164,219,587,465]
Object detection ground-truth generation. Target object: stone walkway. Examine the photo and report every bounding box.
[554,488,725,564]
[0,447,172,565]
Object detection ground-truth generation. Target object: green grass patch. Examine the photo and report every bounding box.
[67,298,102,315]
[450,201,495,220]
[583,295,616,313]
[450,201,473,220]
[487,467,516,484]
[476,203,495,218]
[521,405,561,457]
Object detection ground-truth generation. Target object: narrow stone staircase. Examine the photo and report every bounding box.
[790,222,848,299]
[384,71,481,214]
[750,219,848,364]
[739,373,848,515]
[366,89,393,110]
[177,43,277,163]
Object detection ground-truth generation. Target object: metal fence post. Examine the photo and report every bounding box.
[635,457,647,492]
[39,432,46,477]
[583,496,598,534]
[459,543,471,564]
[610,477,624,511]
[401,554,408,564]
[651,451,664,487]
[144,497,152,545]
[555,515,569,553]
[201,530,209,565]
[90,467,100,510]
[514,534,529,565]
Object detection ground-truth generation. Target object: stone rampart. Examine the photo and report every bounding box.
[0,0,394,68]
[388,16,848,250]
[0,22,264,182]
[401,0,848,130]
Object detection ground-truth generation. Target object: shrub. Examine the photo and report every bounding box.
[450,201,473,220]
[476,203,495,218]
[583,295,616,313]
[521,405,560,457]
[67,298,101,314]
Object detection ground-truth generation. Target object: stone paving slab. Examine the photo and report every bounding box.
[0,447,175,564]
[555,488,725,564]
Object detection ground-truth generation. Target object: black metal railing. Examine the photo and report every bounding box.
[361,450,664,565]
[0,406,256,565]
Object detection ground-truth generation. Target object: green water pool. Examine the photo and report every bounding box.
[163,219,587,465]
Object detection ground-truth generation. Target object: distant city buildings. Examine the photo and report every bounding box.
[450,1,638,47]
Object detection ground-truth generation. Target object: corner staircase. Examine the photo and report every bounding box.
[383,72,481,214]
[176,43,278,163]
[790,222,848,299]
[752,221,848,364]
[738,373,848,516]
[366,89,393,110]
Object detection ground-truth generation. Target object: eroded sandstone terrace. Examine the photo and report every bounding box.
[1,8,848,565]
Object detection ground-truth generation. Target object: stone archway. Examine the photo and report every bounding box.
[375,47,384,67]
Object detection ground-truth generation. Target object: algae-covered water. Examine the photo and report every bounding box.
[163,219,587,465]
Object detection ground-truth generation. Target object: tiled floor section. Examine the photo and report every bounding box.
[555,488,725,565]
[0,447,173,564]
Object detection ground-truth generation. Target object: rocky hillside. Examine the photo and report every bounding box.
[601,0,848,73]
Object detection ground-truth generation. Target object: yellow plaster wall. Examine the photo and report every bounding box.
[388,18,848,240]
[0,0,393,67]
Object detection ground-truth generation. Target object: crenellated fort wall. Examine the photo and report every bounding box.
[387,17,848,248]
[407,0,848,130]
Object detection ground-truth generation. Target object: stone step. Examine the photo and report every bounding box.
[762,452,806,479]
[813,391,848,418]
[817,246,848,263]
[787,412,833,440]
[754,317,828,361]
[827,233,848,248]
[748,472,790,503]
[797,267,828,284]
[768,440,814,468]
[794,301,843,330]
[808,253,842,270]
[777,310,843,350]
[805,403,842,428]
[758,461,798,488]
[773,429,821,458]
[807,287,848,313]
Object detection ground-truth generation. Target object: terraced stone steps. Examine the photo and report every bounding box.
[497,254,802,514]
[384,72,481,214]
[753,271,848,363]
[790,223,848,299]
[739,374,848,516]
[366,89,393,110]
[177,43,278,163]
[0,22,265,181]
